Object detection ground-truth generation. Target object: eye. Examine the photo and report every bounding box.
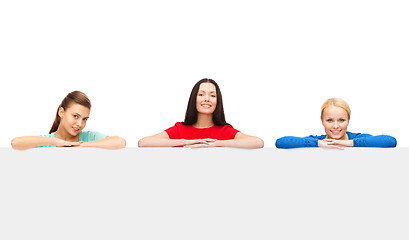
[83,118,88,121]
[198,93,204,96]
[326,119,333,122]
[339,119,345,122]
[211,94,216,98]
[74,115,79,119]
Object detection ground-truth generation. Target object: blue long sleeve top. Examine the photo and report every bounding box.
[275,132,397,149]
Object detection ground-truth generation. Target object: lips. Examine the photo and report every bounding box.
[331,130,341,135]
[201,103,212,108]
[73,127,80,132]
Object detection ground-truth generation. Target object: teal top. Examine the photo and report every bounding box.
[39,131,107,147]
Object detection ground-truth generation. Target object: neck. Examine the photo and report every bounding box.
[54,127,79,141]
[326,133,349,140]
[193,113,214,128]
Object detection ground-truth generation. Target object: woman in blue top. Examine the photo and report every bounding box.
[11,91,126,150]
[275,98,397,149]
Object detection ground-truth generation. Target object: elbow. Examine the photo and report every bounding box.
[11,137,26,150]
[275,138,285,149]
[11,138,18,149]
[255,138,264,149]
[119,136,127,148]
[108,136,126,149]
[386,136,397,148]
[374,135,397,148]
[138,138,148,147]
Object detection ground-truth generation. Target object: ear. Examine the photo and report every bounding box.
[58,107,65,118]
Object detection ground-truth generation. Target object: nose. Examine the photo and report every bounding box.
[334,121,339,128]
[76,118,83,126]
[204,95,209,102]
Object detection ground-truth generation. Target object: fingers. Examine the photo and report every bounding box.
[324,139,351,147]
[72,142,84,147]
[64,141,81,147]
[186,139,216,145]
[319,140,345,150]
[323,144,345,150]
[328,145,345,150]
[185,140,217,148]
[186,144,209,149]
[71,141,82,146]
[194,138,217,143]
[57,141,81,147]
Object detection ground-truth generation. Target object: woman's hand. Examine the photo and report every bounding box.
[54,138,82,147]
[318,139,353,150]
[184,139,218,148]
[187,133,264,149]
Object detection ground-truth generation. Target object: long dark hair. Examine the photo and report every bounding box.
[182,78,229,126]
[49,91,92,134]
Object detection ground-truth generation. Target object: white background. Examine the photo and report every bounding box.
[1,0,408,148]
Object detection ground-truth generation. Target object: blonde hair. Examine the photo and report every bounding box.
[321,98,351,119]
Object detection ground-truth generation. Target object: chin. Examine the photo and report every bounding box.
[70,130,80,136]
[198,110,215,115]
[331,134,346,140]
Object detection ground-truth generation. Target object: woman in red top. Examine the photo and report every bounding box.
[138,79,264,148]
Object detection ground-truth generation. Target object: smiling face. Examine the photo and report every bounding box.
[321,105,350,140]
[58,103,90,137]
[196,82,217,115]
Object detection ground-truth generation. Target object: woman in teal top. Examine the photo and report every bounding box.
[11,91,126,150]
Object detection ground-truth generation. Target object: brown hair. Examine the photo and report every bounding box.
[321,98,351,120]
[49,91,92,134]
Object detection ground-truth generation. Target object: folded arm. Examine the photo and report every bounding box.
[11,136,81,150]
[210,132,264,149]
[80,136,126,149]
[353,134,397,148]
[138,132,210,147]
[275,136,319,149]
[138,132,263,149]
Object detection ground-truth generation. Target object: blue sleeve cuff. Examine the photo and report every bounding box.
[305,138,319,147]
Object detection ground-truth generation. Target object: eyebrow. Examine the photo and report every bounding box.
[75,112,89,119]
[198,90,216,93]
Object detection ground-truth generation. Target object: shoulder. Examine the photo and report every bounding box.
[166,122,188,131]
[306,134,326,140]
[216,124,240,133]
[175,122,188,128]
[39,133,54,138]
[218,124,238,130]
[80,131,107,141]
[347,132,372,139]
[165,122,187,139]
[215,124,240,139]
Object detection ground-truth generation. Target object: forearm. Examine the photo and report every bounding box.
[276,136,318,149]
[353,135,397,148]
[11,136,57,150]
[80,136,126,149]
[216,136,264,149]
[138,137,186,147]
